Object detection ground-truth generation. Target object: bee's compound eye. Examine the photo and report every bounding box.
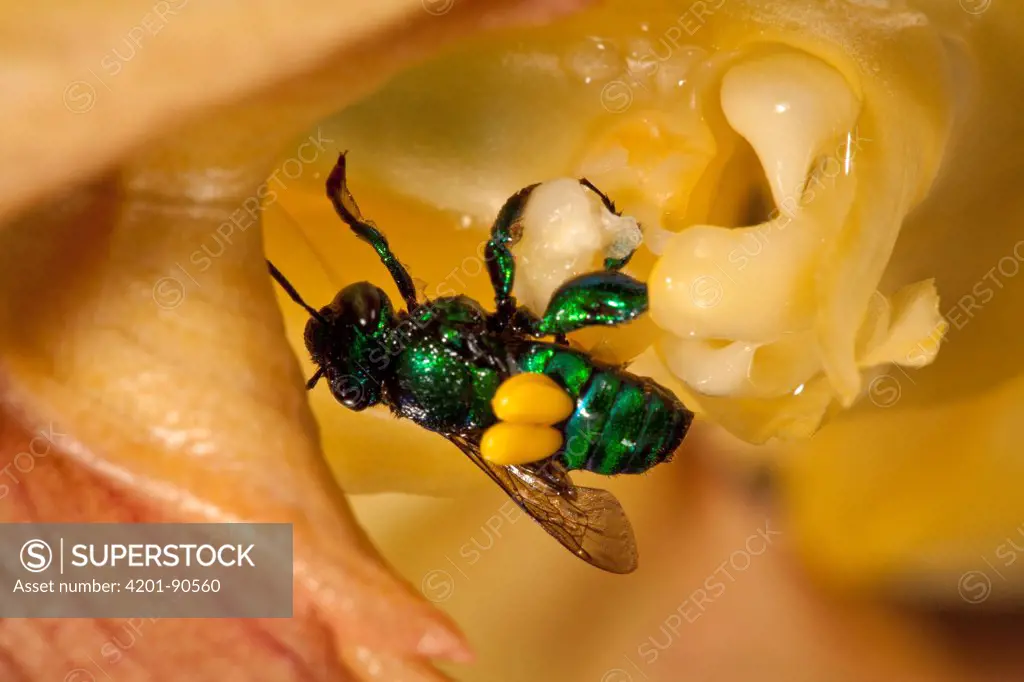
[339,282,387,331]
[302,315,328,352]
[330,375,369,411]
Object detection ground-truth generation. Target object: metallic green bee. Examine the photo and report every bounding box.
[268,153,693,573]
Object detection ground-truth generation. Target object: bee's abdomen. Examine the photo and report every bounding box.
[517,344,693,475]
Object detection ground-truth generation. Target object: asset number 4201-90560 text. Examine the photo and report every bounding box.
[126,579,221,593]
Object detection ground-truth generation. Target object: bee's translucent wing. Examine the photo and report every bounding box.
[446,434,638,574]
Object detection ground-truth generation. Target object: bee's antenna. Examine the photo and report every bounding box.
[267,259,329,325]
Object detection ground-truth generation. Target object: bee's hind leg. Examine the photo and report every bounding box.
[534,271,649,337]
[522,458,577,499]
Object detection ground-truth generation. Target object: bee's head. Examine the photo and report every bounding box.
[303,281,395,411]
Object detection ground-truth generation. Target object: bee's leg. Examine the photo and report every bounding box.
[326,153,419,310]
[486,184,539,327]
[579,178,640,272]
[509,305,544,337]
[509,309,581,346]
[536,271,648,336]
[602,251,636,272]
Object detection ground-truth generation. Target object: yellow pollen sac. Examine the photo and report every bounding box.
[480,422,564,466]
[492,372,575,425]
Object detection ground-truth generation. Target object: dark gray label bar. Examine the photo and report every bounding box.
[0,523,293,617]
